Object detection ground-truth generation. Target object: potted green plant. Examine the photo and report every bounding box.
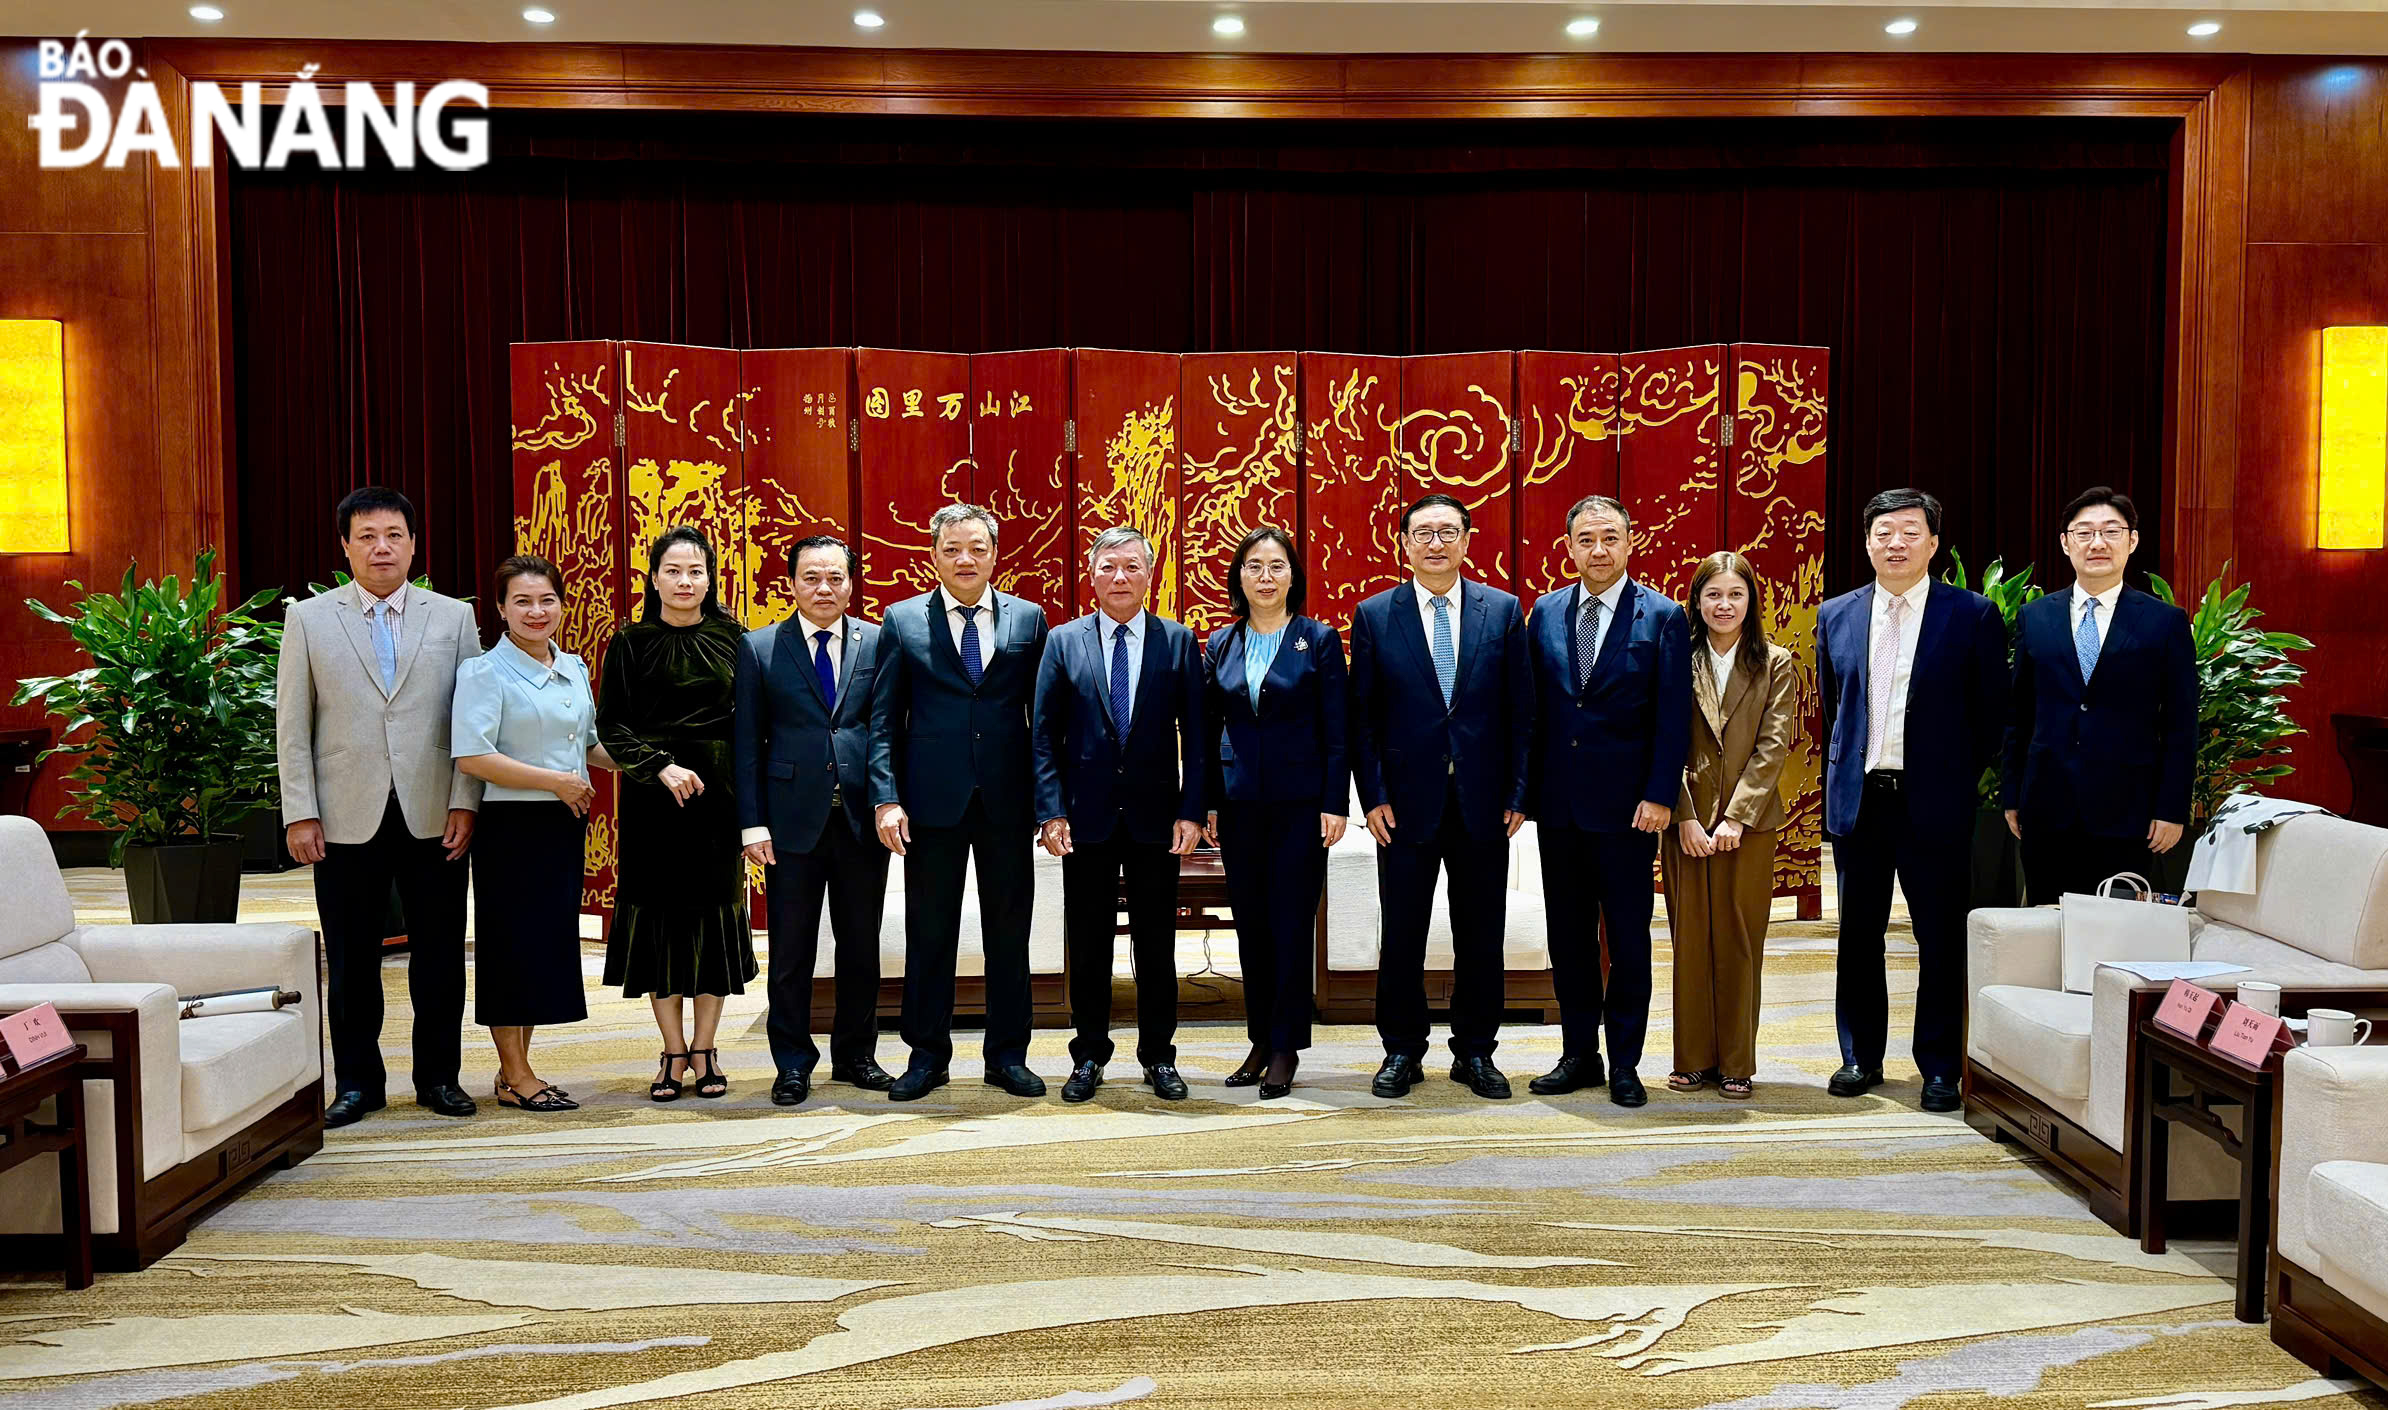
[1942,550,2043,908]
[11,550,283,923]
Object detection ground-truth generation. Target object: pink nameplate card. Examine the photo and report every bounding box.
[0,1002,73,1068]
[2154,980,2223,1040]
[2209,1002,2291,1069]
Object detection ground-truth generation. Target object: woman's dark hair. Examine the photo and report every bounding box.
[1684,550,1771,673]
[494,553,563,603]
[1226,525,1306,621]
[640,525,736,625]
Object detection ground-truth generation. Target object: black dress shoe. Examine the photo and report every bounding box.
[1258,1054,1298,1101]
[1527,1054,1607,1096]
[888,1067,950,1101]
[1224,1044,1269,1088]
[324,1090,384,1128]
[1370,1053,1424,1098]
[1062,1060,1105,1103]
[985,1064,1047,1098]
[1920,1077,1962,1113]
[1827,1064,1885,1098]
[1608,1069,1649,1108]
[1449,1056,1513,1100]
[417,1085,478,1118]
[831,1058,895,1091]
[1143,1064,1189,1101]
[771,1070,812,1107]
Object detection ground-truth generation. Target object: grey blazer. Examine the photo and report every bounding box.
[277,581,485,844]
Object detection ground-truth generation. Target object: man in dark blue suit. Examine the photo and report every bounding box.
[734,535,894,1107]
[870,504,1052,1101]
[1032,526,1207,1104]
[1817,489,2006,1113]
[1522,495,1692,1109]
[2004,486,2198,905]
[1350,493,1534,1100]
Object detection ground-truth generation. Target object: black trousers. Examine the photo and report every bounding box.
[900,791,1034,1071]
[1376,783,1509,1061]
[1219,801,1324,1054]
[763,809,888,1075]
[1831,773,1970,1083]
[1542,823,1659,1072]
[2021,826,2159,906]
[313,793,468,1098]
[1062,826,1181,1067]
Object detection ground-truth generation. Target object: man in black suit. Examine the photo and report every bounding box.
[871,503,1052,1101]
[1521,495,1693,1109]
[1032,526,1207,1103]
[1349,493,1534,1101]
[734,535,894,1108]
[1816,488,2007,1112]
[2004,486,2198,904]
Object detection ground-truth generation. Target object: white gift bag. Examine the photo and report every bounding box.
[2059,871,2194,994]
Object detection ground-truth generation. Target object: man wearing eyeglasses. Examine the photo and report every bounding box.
[1816,488,2007,1112]
[2003,486,2197,904]
[1349,493,1533,1100]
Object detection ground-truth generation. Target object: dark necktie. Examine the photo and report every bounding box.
[957,604,985,685]
[1577,595,1604,690]
[813,629,837,709]
[1109,622,1132,735]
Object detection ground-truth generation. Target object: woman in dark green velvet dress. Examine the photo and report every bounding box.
[597,526,757,1101]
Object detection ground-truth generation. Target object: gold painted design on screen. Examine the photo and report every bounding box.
[1306,369,1405,613]
[1182,362,1297,634]
[1085,395,1180,618]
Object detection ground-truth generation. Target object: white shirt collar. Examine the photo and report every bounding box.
[2076,581,2124,615]
[797,612,845,640]
[944,588,994,615]
[352,579,407,615]
[1099,610,1144,642]
[1413,576,1465,607]
[1579,577,1629,614]
[1874,576,1931,613]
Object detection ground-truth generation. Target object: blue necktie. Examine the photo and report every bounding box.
[813,629,837,709]
[2074,597,2102,682]
[957,604,985,686]
[369,599,398,692]
[1430,593,1457,708]
[1109,621,1132,735]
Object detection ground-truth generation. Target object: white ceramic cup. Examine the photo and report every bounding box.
[2308,1008,2375,1047]
[2238,981,2282,1017]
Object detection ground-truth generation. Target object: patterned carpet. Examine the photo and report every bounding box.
[4,872,2383,1410]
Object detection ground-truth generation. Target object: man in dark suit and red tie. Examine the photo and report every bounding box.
[1349,493,1534,1101]
[1031,525,1207,1104]
[1817,488,2007,1113]
[2003,486,2199,904]
[1523,495,1693,1109]
[734,535,893,1108]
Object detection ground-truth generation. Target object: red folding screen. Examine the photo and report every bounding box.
[1075,350,1183,621]
[1180,352,1300,637]
[1400,352,1517,594]
[855,349,972,620]
[969,349,1073,623]
[1620,344,1731,604]
[1515,352,1623,603]
[739,348,856,631]
[1302,352,1405,637]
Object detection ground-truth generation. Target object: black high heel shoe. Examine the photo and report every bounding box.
[1224,1043,1268,1088]
[650,1050,688,1102]
[1259,1052,1298,1100]
[690,1048,730,1099]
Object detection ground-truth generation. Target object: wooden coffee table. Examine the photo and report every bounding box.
[0,1043,93,1289]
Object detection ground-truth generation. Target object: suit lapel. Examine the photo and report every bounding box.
[1127,614,1170,737]
[1719,650,1758,724]
[1910,583,1953,696]
[1262,620,1307,702]
[925,588,967,684]
[836,623,870,725]
[1584,580,1637,690]
[333,592,392,699]
[1453,581,1489,698]
[789,621,833,713]
[1388,582,1433,689]
[1215,625,1249,705]
[1693,643,1726,736]
[1833,592,1871,710]
[2055,591,2089,693]
[1086,616,1120,740]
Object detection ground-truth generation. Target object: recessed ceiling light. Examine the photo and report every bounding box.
[853,9,884,28]
[522,6,554,22]
[188,4,224,18]
[1565,17,1600,38]
[1214,15,1246,36]
[1884,17,1918,36]
[2187,20,2222,37]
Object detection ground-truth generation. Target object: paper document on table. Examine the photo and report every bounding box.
[2093,960,2253,982]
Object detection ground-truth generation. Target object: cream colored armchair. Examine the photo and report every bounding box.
[0,815,322,1270]
[2273,1044,2388,1390]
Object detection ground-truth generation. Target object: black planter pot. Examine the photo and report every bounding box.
[122,835,245,924]
[1971,807,2026,910]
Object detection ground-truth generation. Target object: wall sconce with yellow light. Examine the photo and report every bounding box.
[2321,324,2388,551]
[0,320,71,555]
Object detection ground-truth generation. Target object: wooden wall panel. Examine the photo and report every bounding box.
[2246,58,2388,247]
[1726,343,1830,904]
[854,348,973,618]
[969,349,1073,622]
[1301,352,1405,636]
[1619,344,1728,603]
[1073,349,1183,619]
[1399,352,1517,593]
[1180,352,1300,636]
[738,348,856,632]
[509,339,625,916]
[1516,351,1623,603]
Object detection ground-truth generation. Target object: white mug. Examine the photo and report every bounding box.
[2238,981,2282,1017]
[2308,1008,2375,1047]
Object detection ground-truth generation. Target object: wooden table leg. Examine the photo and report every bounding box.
[2236,1080,2273,1324]
[56,1077,92,1290]
[2138,1047,2171,1255]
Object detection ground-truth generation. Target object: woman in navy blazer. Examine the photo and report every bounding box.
[1202,526,1349,1099]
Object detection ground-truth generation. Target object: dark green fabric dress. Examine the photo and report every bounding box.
[596,614,758,998]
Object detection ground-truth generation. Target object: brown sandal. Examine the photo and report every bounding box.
[1719,1076,1754,1100]
[1666,1069,1716,1092]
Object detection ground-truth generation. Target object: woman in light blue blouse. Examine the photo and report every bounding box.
[451,553,616,1113]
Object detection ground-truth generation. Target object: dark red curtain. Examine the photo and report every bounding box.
[230,113,2171,620]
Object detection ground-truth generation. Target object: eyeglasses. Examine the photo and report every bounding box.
[1870,527,1931,545]
[1240,560,1292,578]
[1406,526,1467,546]
[2065,527,2133,545]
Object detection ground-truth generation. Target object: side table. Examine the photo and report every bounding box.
[0,1043,94,1289]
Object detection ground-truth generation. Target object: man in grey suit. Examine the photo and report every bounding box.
[870,503,1051,1101]
[734,535,895,1108]
[277,486,484,1127]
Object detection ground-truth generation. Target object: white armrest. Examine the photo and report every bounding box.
[2279,1046,2388,1274]
[72,923,317,1007]
[0,981,184,1171]
[1968,907,2063,999]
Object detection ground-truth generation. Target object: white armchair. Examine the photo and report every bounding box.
[0,816,322,1270]
[2273,1044,2388,1389]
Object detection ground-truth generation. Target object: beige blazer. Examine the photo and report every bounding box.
[1676,640,1797,833]
[277,581,485,844]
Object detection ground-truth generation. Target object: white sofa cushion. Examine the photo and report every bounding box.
[178,1011,312,1132]
[2196,815,2388,970]
[0,940,93,986]
[1976,985,2093,1103]
[2279,1047,2388,1275]
[2312,1160,2388,1324]
[2190,920,2388,986]
[0,816,74,964]
[799,850,1068,980]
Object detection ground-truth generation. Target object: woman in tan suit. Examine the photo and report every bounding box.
[1664,551,1797,1100]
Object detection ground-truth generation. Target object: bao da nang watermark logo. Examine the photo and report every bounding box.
[30,32,490,170]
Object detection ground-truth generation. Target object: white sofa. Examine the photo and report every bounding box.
[1965,813,2388,1232]
[0,815,322,1269]
[803,847,1067,982]
[2273,1044,2388,1388]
